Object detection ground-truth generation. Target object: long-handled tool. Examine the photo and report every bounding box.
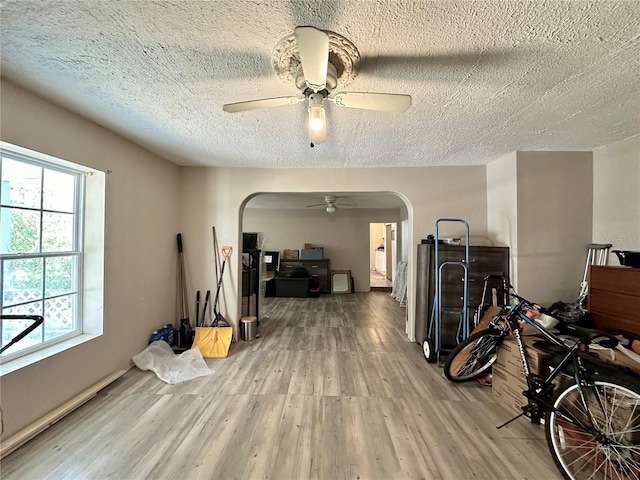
[201,290,211,327]
[0,315,44,354]
[213,246,232,327]
[190,240,233,358]
[195,290,201,328]
[177,233,191,347]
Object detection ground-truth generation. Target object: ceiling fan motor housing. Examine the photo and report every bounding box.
[296,63,338,96]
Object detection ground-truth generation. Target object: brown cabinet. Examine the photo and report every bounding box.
[415,244,510,347]
[279,259,331,293]
[588,265,640,338]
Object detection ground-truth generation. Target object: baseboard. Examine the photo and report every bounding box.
[0,369,127,459]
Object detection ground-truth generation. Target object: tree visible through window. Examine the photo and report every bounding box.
[1,153,83,358]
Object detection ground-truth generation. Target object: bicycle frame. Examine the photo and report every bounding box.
[497,300,618,431]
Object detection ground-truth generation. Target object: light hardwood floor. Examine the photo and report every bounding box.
[1,293,562,480]
[370,270,392,288]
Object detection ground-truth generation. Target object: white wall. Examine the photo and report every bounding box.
[516,152,593,305]
[243,209,400,292]
[488,151,593,306]
[399,206,410,267]
[0,80,181,439]
[486,152,518,286]
[593,135,640,259]
[178,166,489,342]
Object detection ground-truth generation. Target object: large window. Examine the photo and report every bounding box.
[0,146,84,359]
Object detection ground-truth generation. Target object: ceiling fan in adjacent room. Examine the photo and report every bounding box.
[305,195,356,213]
[222,26,412,146]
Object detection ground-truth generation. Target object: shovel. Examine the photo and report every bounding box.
[213,246,232,327]
[192,246,233,358]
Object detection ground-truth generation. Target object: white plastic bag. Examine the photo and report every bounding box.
[132,341,214,384]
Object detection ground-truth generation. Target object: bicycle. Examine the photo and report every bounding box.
[443,287,640,480]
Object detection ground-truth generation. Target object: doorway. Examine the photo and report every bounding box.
[369,222,395,291]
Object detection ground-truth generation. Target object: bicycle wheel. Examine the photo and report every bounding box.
[443,328,505,382]
[545,376,640,480]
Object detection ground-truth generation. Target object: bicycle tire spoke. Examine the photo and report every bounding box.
[550,379,640,480]
[444,329,501,382]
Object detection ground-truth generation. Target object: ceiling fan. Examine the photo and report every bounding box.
[305,195,356,214]
[222,26,412,146]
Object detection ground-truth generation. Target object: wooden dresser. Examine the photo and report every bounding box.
[588,265,640,338]
[415,244,510,347]
[279,259,331,293]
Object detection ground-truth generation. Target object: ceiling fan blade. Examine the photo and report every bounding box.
[294,26,329,92]
[223,96,303,113]
[330,92,412,113]
[305,203,327,208]
[335,203,357,207]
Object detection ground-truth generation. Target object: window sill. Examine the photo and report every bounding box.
[0,333,101,377]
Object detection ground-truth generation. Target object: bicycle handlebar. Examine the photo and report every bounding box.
[504,290,620,349]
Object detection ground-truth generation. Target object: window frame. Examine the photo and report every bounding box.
[0,141,105,374]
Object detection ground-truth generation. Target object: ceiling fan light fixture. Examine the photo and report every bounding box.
[309,107,324,131]
[308,93,326,144]
[326,205,336,214]
[224,27,411,145]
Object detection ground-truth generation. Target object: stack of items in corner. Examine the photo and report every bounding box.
[282,249,299,260]
[492,327,553,414]
[300,244,323,259]
[282,244,325,261]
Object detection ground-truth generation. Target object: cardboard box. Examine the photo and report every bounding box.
[492,364,528,413]
[496,345,528,381]
[493,364,527,391]
[496,335,552,377]
[282,249,299,260]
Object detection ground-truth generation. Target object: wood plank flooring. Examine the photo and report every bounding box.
[1,293,563,480]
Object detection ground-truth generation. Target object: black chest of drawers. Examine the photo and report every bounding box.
[279,259,331,293]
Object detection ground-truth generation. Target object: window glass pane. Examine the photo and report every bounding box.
[0,207,41,254]
[42,212,74,252]
[44,294,76,340]
[1,303,44,356]
[1,158,42,208]
[43,169,75,212]
[45,256,76,297]
[3,258,43,307]
[0,144,91,361]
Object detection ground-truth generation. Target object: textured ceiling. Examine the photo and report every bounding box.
[1,1,639,168]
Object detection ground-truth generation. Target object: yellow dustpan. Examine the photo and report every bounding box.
[192,326,232,358]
